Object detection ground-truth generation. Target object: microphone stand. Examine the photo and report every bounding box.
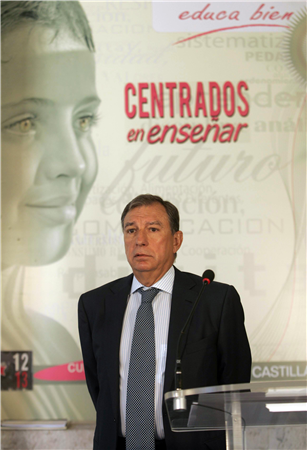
[173,271,214,410]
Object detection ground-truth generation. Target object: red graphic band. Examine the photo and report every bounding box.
[34,361,85,381]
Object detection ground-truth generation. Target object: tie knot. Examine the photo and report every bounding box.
[139,287,160,304]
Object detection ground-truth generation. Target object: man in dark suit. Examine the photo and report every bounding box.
[78,194,251,450]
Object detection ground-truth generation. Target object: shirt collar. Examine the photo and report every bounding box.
[131,265,175,295]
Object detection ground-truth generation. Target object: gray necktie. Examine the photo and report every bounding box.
[126,287,160,450]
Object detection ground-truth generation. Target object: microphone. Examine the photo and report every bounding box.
[173,269,215,411]
[202,269,215,286]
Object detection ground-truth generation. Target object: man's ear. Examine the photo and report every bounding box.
[173,230,183,253]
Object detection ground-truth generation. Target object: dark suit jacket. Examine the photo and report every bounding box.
[78,267,251,450]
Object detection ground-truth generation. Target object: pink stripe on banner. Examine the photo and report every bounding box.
[34,361,85,381]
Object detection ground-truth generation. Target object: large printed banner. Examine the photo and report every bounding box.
[1,1,306,420]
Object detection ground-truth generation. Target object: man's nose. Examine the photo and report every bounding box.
[136,229,148,246]
[35,122,86,182]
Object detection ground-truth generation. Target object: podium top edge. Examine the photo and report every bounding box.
[164,380,307,401]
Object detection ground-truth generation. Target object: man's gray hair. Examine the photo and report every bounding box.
[121,194,180,235]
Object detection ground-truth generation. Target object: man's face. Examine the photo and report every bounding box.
[1,25,100,266]
[123,203,183,285]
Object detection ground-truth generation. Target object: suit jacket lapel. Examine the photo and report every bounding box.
[164,267,198,395]
[105,274,133,418]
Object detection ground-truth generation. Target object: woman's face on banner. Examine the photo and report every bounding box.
[1,25,100,267]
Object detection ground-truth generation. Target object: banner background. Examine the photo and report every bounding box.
[1,1,306,420]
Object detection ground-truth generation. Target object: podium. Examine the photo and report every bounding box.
[165,380,307,450]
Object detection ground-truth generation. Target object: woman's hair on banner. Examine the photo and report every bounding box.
[1,0,95,51]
